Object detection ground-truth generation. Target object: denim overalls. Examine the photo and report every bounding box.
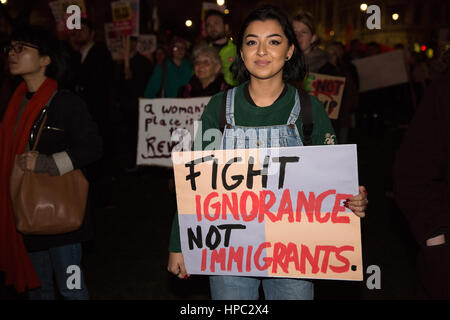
[210,87,314,300]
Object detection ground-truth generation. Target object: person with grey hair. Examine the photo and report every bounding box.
[177,45,229,98]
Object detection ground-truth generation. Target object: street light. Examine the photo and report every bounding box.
[392,13,399,21]
[185,20,193,27]
[360,3,368,11]
[0,0,8,5]
[217,0,225,6]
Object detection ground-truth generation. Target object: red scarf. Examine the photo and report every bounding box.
[0,78,58,293]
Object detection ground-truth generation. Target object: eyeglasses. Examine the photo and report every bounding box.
[3,42,40,56]
[194,59,213,67]
[173,45,186,52]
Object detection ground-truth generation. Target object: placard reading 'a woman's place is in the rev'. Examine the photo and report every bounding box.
[172,145,363,281]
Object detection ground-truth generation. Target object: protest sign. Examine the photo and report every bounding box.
[111,0,133,35]
[105,23,124,61]
[137,34,157,60]
[137,97,210,167]
[303,73,346,120]
[105,23,155,62]
[353,49,408,92]
[172,145,363,281]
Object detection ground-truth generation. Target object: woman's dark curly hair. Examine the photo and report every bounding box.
[9,25,69,83]
[232,5,307,83]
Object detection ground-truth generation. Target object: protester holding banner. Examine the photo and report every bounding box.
[70,18,115,208]
[291,12,342,136]
[144,36,192,98]
[326,41,359,143]
[119,36,153,171]
[0,25,102,299]
[204,9,238,86]
[177,44,229,98]
[168,5,368,300]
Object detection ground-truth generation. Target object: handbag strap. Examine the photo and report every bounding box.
[31,90,58,152]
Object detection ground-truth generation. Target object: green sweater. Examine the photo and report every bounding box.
[168,82,336,252]
[144,59,193,98]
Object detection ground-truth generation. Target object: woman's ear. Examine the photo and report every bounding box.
[311,34,318,45]
[287,44,295,60]
[40,55,51,68]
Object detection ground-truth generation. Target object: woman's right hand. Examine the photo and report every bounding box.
[168,252,188,279]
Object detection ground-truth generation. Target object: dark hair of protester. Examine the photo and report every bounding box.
[232,5,307,83]
[9,25,69,84]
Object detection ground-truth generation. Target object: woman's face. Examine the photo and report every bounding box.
[292,21,315,54]
[240,19,294,82]
[194,52,221,82]
[7,41,49,77]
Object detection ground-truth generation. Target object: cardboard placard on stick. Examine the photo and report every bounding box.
[353,50,408,92]
[303,73,346,120]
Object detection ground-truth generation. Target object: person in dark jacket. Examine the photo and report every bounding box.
[393,55,450,299]
[0,26,102,299]
[177,44,229,98]
[119,36,153,171]
[70,18,114,208]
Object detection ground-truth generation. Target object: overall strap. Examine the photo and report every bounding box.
[219,89,227,132]
[286,90,301,125]
[225,87,237,127]
[298,89,313,146]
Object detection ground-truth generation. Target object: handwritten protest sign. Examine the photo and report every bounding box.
[105,23,156,61]
[303,73,346,120]
[137,34,157,60]
[353,50,408,92]
[137,97,210,167]
[172,145,363,281]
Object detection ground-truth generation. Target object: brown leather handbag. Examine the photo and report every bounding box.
[9,99,89,235]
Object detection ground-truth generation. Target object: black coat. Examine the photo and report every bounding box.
[73,42,114,129]
[22,89,103,252]
[393,73,450,299]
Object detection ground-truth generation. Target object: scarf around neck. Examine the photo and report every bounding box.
[0,77,58,293]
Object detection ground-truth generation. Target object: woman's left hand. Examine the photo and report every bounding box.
[346,186,368,218]
[17,151,38,171]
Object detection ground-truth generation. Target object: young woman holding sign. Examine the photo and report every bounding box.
[167,5,368,300]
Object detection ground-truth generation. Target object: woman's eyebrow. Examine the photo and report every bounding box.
[245,33,283,38]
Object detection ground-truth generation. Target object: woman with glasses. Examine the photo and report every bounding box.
[177,44,229,98]
[144,36,193,98]
[0,25,102,299]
